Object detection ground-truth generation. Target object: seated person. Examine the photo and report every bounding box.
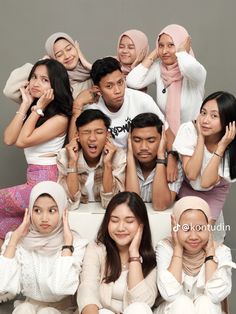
[126,113,183,210]
[69,56,178,181]
[57,109,126,209]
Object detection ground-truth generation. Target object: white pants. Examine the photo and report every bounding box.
[13,300,73,314]
[155,295,222,314]
[99,302,153,314]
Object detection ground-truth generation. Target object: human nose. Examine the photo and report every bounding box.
[163,45,168,54]
[114,84,121,94]
[88,131,96,141]
[189,229,198,239]
[140,140,148,150]
[41,211,49,222]
[117,221,125,231]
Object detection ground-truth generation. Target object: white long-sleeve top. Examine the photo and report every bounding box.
[126,51,206,124]
[0,232,88,302]
[155,239,235,304]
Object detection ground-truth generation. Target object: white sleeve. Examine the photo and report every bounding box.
[205,245,236,303]
[126,63,158,89]
[46,239,88,296]
[176,51,207,85]
[173,122,197,156]
[156,240,184,302]
[3,63,33,103]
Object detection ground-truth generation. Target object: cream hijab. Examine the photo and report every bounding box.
[166,196,212,276]
[45,32,90,83]
[21,181,68,255]
[117,29,149,76]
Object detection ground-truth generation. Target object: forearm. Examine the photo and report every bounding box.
[184,136,205,180]
[16,111,40,147]
[201,155,221,188]
[82,305,99,314]
[68,101,83,141]
[152,165,173,211]
[3,235,19,259]
[205,248,218,282]
[125,156,140,194]
[102,163,113,193]
[165,128,175,151]
[167,247,183,283]
[128,260,144,290]
[4,103,29,145]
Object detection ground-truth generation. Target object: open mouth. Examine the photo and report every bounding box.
[88,144,98,153]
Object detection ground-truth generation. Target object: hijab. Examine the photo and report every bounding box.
[45,32,90,84]
[117,29,149,76]
[156,24,194,135]
[166,196,211,276]
[21,181,69,255]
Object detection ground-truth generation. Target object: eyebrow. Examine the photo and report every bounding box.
[55,43,72,54]
[110,215,135,219]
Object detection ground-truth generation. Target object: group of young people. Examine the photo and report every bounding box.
[0,23,236,314]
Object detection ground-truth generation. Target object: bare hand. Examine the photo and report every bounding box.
[36,88,54,109]
[103,136,117,164]
[157,126,167,157]
[127,132,134,155]
[129,224,143,256]
[217,121,236,153]
[66,137,80,162]
[73,87,99,113]
[178,36,191,53]
[148,48,159,61]
[171,215,182,250]
[11,208,31,243]
[74,41,92,71]
[132,47,148,68]
[63,208,73,245]
[203,218,215,256]
[20,85,34,109]
[167,155,178,182]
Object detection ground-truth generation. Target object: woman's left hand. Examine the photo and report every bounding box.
[132,48,148,68]
[204,218,215,256]
[178,36,191,53]
[62,208,73,245]
[129,224,143,257]
[36,88,54,110]
[217,121,236,154]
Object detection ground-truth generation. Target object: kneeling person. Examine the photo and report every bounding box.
[126,113,183,210]
[57,109,126,209]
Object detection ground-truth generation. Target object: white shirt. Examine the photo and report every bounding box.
[173,121,236,190]
[156,239,235,303]
[85,88,167,148]
[126,51,206,124]
[0,233,88,302]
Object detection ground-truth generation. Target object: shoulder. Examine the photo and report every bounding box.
[176,121,196,138]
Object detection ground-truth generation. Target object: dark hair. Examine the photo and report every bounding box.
[27,59,73,127]
[97,191,156,283]
[76,109,111,130]
[91,57,122,85]
[200,91,236,179]
[131,112,163,134]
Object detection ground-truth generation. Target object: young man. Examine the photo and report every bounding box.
[126,113,183,210]
[57,109,126,209]
[69,56,178,181]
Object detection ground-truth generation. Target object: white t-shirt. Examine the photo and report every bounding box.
[173,121,235,191]
[85,88,166,148]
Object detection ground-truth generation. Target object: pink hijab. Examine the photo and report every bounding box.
[45,32,90,84]
[117,29,149,76]
[21,181,74,255]
[156,24,194,134]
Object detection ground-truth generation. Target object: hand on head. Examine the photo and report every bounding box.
[217,121,236,152]
[178,36,191,53]
[62,208,73,245]
[20,85,34,109]
[11,208,31,243]
[129,224,143,257]
[103,136,117,163]
[66,137,80,162]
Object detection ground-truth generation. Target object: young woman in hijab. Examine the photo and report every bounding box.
[0,181,88,313]
[126,24,207,135]
[3,32,92,102]
[155,196,235,314]
[116,29,149,78]
[0,59,73,247]
[77,191,157,314]
[173,92,236,231]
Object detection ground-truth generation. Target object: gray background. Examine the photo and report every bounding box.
[0,0,235,312]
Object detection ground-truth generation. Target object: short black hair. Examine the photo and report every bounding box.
[76,109,111,130]
[130,112,163,134]
[91,57,122,85]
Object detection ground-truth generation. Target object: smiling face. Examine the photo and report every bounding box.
[29,65,51,98]
[158,33,177,66]
[53,38,79,70]
[177,209,209,254]
[199,99,222,138]
[97,70,125,112]
[31,195,60,234]
[108,203,140,250]
[78,119,108,166]
[131,126,161,164]
[118,35,136,66]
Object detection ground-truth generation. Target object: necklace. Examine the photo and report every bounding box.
[122,262,129,270]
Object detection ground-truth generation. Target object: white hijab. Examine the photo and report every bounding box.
[21,181,68,255]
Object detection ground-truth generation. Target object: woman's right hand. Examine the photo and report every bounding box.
[11,208,31,244]
[36,88,54,110]
[20,85,34,110]
[171,215,183,251]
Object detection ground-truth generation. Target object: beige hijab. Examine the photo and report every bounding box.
[21,181,68,255]
[167,196,212,276]
[45,32,90,84]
